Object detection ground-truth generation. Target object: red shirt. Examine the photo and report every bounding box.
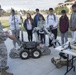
[59,15,69,33]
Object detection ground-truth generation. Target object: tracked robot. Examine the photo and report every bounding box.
[51,39,76,69]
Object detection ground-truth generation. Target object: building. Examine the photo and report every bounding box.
[57,0,76,14]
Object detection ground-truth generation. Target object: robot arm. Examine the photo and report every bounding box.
[32,27,39,33]
[44,28,54,40]
[71,45,76,50]
[61,39,76,51]
[70,39,76,50]
[43,28,50,34]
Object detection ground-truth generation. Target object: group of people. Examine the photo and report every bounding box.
[9,8,58,47]
[0,3,76,75]
[23,4,76,46]
[9,4,76,48]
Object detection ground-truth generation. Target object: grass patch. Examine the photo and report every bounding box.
[0,19,9,28]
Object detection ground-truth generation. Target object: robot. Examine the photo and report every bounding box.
[51,39,76,69]
[33,26,61,47]
[9,13,51,60]
[9,25,60,60]
[9,41,51,60]
[51,57,71,69]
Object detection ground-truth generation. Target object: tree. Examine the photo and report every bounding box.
[65,0,75,2]
[65,0,71,2]
[40,9,48,14]
[55,6,69,15]
[75,1,76,3]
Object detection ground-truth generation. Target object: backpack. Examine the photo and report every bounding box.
[47,14,56,24]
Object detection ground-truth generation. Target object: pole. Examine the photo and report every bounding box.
[19,11,24,42]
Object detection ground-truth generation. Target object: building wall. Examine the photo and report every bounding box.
[57,0,76,14]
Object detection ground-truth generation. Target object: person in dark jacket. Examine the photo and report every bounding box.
[24,13,35,41]
[59,10,69,44]
[34,8,44,39]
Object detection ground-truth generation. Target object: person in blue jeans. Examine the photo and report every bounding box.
[59,10,69,45]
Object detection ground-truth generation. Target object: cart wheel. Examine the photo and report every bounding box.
[9,53,17,58]
[56,62,62,69]
[51,58,55,63]
[32,49,41,58]
[20,50,30,60]
[51,58,57,64]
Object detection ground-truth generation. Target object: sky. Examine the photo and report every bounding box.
[0,0,66,10]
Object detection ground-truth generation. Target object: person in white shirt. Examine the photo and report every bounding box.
[45,8,58,47]
[24,13,35,41]
[9,9,21,48]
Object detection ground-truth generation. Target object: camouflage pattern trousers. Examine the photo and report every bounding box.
[0,43,7,68]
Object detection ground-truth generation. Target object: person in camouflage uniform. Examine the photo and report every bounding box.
[0,6,15,75]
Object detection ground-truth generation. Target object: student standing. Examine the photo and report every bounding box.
[9,9,21,48]
[37,15,45,43]
[34,9,43,39]
[59,10,69,44]
[70,4,76,39]
[24,13,35,41]
[45,8,58,47]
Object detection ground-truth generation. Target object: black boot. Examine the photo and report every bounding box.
[0,66,9,72]
[1,70,13,75]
